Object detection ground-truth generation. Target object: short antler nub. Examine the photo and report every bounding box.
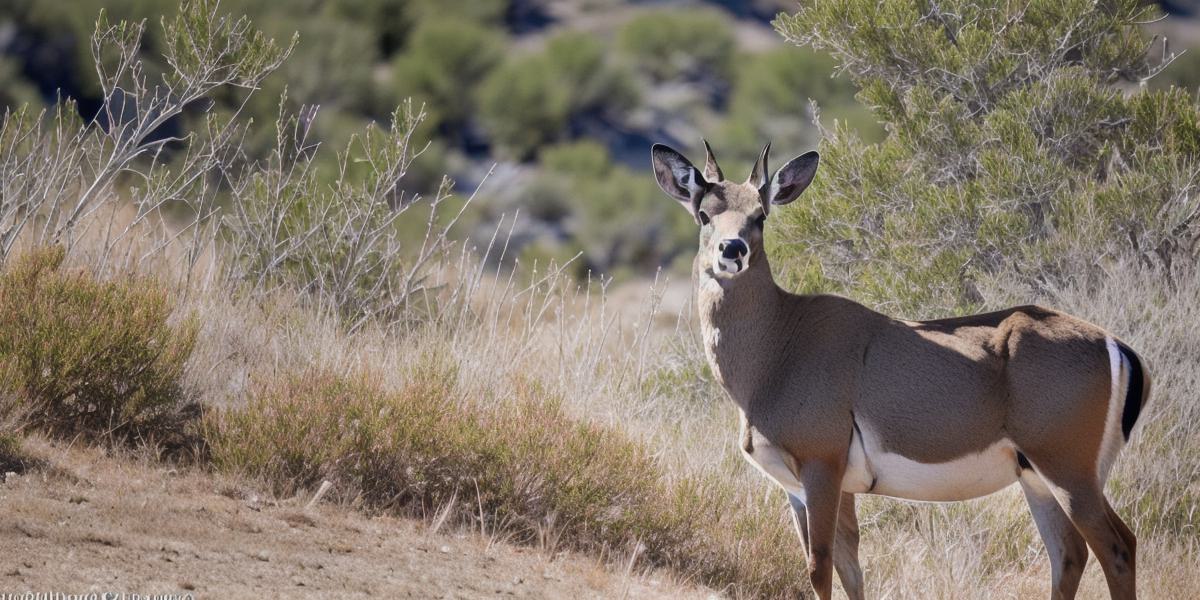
[702,138,724,182]
[749,142,771,190]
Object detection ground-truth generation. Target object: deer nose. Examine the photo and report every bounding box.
[719,239,747,260]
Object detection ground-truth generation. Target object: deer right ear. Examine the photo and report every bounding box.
[651,144,708,221]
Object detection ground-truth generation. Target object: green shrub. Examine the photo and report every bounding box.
[0,58,40,111]
[541,32,639,126]
[617,9,735,92]
[720,47,879,163]
[205,361,810,597]
[402,0,509,27]
[477,53,570,159]
[771,0,1200,317]
[478,32,638,159]
[392,19,505,139]
[519,142,694,277]
[0,247,197,442]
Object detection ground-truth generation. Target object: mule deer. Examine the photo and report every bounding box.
[650,141,1151,600]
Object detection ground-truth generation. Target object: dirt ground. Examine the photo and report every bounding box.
[0,439,715,599]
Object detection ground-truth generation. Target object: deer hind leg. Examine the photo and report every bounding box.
[832,492,865,600]
[788,492,811,552]
[1019,470,1088,600]
[1031,466,1137,600]
[788,492,865,600]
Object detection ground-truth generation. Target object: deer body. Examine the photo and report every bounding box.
[654,141,1151,600]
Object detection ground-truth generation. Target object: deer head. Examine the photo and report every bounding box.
[651,140,819,279]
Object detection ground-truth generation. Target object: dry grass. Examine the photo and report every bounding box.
[0,4,1193,595]
[197,309,811,597]
[3,201,1196,599]
[27,217,1165,598]
[174,239,1198,598]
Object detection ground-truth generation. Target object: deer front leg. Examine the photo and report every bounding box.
[789,492,865,600]
[798,458,845,600]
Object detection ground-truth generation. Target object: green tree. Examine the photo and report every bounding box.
[618,9,736,97]
[0,58,39,110]
[392,18,505,141]
[479,32,638,160]
[524,142,694,277]
[770,0,1200,317]
[720,47,879,165]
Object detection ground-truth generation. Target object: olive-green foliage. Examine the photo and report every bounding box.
[0,247,197,443]
[205,361,809,597]
[771,0,1200,317]
[402,0,509,27]
[0,58,40,110]
[527,142,694,277]
[479,32,638,159]
[478,54,569,160]
[327,0,509,54]
[392,19,505,139]
[540,33,639,125]
[720,47,878,166]
[618,9,735,94]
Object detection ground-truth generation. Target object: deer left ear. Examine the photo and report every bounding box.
[766,151,819,206]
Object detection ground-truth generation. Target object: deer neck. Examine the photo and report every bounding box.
[695,253,785,409]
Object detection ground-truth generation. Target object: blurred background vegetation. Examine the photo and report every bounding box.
[0,0,883,282]
[1,0,1197,288]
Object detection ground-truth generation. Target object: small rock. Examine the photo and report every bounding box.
[439,545,451,554]
[254,550,270,562]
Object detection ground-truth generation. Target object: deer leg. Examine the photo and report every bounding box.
[1105,499,1138,563]
[788,492,811,553]
[797,459,844,600]
[1019,470,1088,600]
[788,491,865,600]
[1036,470,1137,600]
[833,492,865,600]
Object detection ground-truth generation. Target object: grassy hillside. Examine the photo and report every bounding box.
[0,1,1197,598]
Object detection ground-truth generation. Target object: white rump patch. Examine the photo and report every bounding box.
[1097,336,1128,484]
[847,421,1020,502]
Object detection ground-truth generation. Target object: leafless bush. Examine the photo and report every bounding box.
[221,99,479,332]
[0,0,291,279]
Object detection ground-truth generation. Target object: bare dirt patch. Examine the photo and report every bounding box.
[0,440,714,599]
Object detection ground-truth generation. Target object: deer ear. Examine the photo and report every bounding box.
[767,151,819,206]
[651,144,708,218]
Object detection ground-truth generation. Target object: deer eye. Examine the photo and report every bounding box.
[755,214,766,229]
[697,210,711,226]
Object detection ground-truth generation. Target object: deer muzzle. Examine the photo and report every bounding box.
[715,238,749,275]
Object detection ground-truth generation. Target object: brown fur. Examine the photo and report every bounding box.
[653,143,1149,600]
